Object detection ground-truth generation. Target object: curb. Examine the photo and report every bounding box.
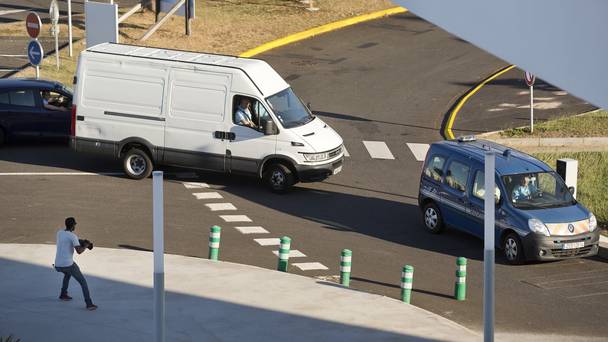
[239,7,407,58]
[442,64,516,140]
[489,136,608,147]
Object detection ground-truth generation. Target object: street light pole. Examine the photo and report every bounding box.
[484,152,496,342]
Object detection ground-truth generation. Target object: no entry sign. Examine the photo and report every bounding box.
[26,12,42,39]
[524,71,536,87]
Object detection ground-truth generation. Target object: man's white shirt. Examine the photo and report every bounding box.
[55,230,80,267]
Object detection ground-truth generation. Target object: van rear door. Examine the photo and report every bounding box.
[164,68,230,171]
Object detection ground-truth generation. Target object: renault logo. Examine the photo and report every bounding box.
[568,224,575,233]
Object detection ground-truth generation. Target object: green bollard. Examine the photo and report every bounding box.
[454,257,467,300]
[340,249,352,287]
[277,236,291,272]
[208,225,221,261]
[401,265,414,304]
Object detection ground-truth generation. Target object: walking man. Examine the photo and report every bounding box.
[54,217,97,310]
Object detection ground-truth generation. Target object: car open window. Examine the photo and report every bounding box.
[423,155,446,182]
[232,95,272,131]
[40,90,71,111]
[445,160,470,193]
[9,90,36,107]
[472,170,501,201]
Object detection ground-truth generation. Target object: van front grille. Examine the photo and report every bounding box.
[550,245,594,258]
[328,145,343,159]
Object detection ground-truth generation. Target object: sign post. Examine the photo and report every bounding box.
[483,151,496,342]
[67,0,73,57]
[153,171,165,342]
[25,12,43,79]
[524,71,536,133]
[50,0,60,69]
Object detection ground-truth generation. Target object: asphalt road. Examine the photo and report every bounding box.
[1,12,607,339]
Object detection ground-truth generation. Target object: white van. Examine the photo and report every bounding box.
[70,43,344,192]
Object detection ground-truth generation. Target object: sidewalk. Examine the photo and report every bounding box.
[0,244,478,341]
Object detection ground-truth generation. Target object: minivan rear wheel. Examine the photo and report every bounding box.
[503,232,525,265]
[423,202,445,234]
[123,148,153,180]
[264,163,294,193]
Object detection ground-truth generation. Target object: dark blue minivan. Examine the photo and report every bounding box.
[418,137,599,264]
[0,78,72,146]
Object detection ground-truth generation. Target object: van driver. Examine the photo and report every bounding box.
[235,97,257,129]
[512,175,538,201]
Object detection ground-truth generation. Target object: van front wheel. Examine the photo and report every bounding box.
[264,163,294,193]
[503,233,525,265]
[123,148,153,180]
[423,202,445,234]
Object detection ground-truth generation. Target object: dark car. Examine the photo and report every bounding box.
[0,78,73,146]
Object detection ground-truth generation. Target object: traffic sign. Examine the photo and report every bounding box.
[49,0,60,24]
[26,12,42,39]
[524,71,536,87]
[27,40,44,66]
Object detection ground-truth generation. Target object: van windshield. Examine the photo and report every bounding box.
[502,171,576,210]
[266,87,313,129]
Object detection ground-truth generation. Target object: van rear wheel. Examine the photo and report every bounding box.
[423,202,445,234]
[123,148,153,180]
[264,163,294,193]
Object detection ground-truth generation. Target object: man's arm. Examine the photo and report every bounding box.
[72,234,87,254]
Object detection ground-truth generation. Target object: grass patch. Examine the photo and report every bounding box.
[500,110,608,138]
[532,151,608,234]
[7,0,395,86]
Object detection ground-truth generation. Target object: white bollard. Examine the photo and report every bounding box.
[557,158,578,198]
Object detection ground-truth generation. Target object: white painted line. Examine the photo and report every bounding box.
[343,146,350,157]
[406,143,430,162]
[0,54,27,58]
[192,192,222,200]
[220,215,252,222]
[182,182,209,189]
[293,262,329,271]
[272,250,307,258]
[362,141,395,159]
[254,238,281,246]
[205,203,237,211]
[0,9,29,16]
[235,226,269,234]
[600,235,608,244]
[0,172,123,176]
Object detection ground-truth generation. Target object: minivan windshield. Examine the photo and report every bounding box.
[502,171,576,210]
[266,87,313,129]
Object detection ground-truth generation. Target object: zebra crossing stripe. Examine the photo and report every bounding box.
[362,141,395,159]
[183,182,209,189]
[235,226,269,234]
[193,192,222,200]
[343,146,350,157]
[219,215,252,222]
[273,249,306,258]
[293,262,329,271]
[254,238,281,246]
[406,143,430,162]
[205,203,237,211]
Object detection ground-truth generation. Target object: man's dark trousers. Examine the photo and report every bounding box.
[55,263,92,305]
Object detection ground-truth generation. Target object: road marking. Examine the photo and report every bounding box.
[272,250,307,258]
[343,146,350,157]
[220,215,252,222]
[235,226,269,234]
[254,238,281,246]
[0,9,29,16]
[205,203,237,211]
[406,143,430,161]
[567,291,608,299]
[362,141,395,159]
[293,262,329,271]
[182,182,209,189]
[0,54,27,58]
[0,172,123,176]
[192,192,222,200]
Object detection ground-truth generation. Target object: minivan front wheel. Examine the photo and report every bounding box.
[123,148,153,180]
[503,233,525,265]
[423,202,445,234]
[264,163,294,193]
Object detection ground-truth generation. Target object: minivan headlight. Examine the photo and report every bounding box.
[589,213,597,232]
[528,218,551,237]
[302,152,330,162]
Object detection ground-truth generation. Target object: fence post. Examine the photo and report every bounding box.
[278,236,291,272]
[208,225,221,261]
[401,265,414,304]
[455,257,467,300]
[340,249,352,287]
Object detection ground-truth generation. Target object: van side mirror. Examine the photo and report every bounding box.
[307,102,311,111]
[264,120,276,135]
[495,194,501,206]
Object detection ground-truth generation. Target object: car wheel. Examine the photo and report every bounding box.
[123,148,153,180]
[503,233,525,265]
[264,163,294,193]
[423,202,445,234]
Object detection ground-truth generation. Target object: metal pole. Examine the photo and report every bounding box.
[55,31,60,69]
[67,0,73,57]
[530,85,534,133]
[185,0,191,36]
[35,65,40,79]
[153,171,165,342]
[483,152,495,342]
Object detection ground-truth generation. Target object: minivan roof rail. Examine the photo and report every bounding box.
[456,135,477,142]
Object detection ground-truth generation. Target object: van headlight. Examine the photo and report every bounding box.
[589,214,597,232]
[302,152,330,162]
[528,218,550,237]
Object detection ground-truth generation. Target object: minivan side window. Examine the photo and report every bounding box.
[424,155,446,182]
[472,171,501,201]
[445,160,470,192]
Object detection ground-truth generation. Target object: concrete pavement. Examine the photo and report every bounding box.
[0,243,479,341]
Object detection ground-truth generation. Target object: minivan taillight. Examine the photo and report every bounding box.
[71,105,77,136]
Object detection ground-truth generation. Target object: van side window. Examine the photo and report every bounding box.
[472,171,501,200]
[445,161,470,192]
[424,155,445,182]
[233,95,270,131]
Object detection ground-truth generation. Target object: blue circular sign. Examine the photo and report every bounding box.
[27,40,44,66]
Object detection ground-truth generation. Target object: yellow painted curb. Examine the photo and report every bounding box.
[444,64,517,140]
[239,7,407,58]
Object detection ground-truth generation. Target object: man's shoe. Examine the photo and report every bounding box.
[86,303,98,311]
[59,294,72,301]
